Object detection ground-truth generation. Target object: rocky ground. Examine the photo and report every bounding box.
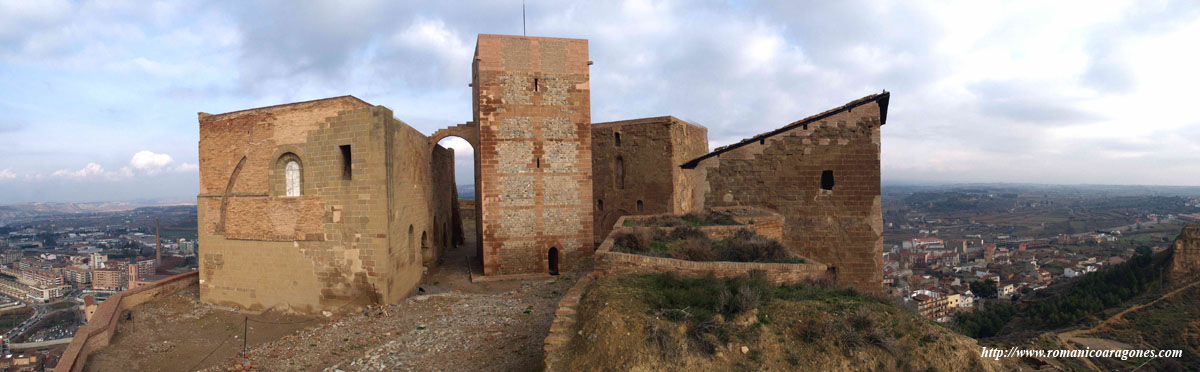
[204,275,576,372]
[85,286,316,372]
[204,217,581,372]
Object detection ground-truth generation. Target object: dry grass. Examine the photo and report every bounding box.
[612,227,803,264]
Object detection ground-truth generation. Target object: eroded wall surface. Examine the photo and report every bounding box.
[473,35,593,276]
[1170,224,1200,282]
[687,95,887,291]
[590,117,708,247]
[198,97,450,313]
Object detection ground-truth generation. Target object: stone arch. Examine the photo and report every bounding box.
[217,156,247,234]
[432,133,479,195]
[429,122,479,152]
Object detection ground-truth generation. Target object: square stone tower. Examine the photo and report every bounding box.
[472,34,593,277]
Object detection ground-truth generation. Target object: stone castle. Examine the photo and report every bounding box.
[197,34,890,313]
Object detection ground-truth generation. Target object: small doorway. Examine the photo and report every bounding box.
[548,247,560,275]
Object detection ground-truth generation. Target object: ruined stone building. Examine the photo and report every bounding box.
[197,33,888,313]
[590,117,709,247]
[680,94,889,291]
[1170,224,1200,281]
[197,97,457,313]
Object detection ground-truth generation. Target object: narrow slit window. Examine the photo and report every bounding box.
[820,170,835,190]
[636,200,644,212]
[614,132,621,146]
[616,156,625,189]
[534,78,539,92]
[340,145,352,180]
[597,199,604,211]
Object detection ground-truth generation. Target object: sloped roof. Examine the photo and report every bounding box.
[680,91,889,169]
[201,95,372,119]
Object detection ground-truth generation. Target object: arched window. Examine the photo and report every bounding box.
[637,200,644,212]
[614,132,621,146]
[285,160,301,196]
[597,199,604,211]
[616,156,625,189]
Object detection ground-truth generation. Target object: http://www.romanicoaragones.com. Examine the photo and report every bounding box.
[981,346,1182,361]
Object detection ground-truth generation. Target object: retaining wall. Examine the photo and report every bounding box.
[54,271,199,372]
[597,208,828,284]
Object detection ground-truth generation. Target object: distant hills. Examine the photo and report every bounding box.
[457,184,475,199]
[0,200,191,227]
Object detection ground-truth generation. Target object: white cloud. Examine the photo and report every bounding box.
[0,169,15,180]
[5,0,1200,203]
[52,163,106,178]
[436,137,474,159]
[130,150,174,170]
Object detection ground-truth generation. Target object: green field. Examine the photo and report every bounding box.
[0,308,33,333]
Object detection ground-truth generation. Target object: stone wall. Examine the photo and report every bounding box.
[1170,224,1200,282]
[198,97,454,314]
[683,93,888,291]
[590,116,708,248]
[474,35,593,276]
[542,271,602,372]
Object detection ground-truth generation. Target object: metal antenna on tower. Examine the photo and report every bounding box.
[523,1,526,36]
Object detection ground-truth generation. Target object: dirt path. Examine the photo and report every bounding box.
[1056,279,1200,370]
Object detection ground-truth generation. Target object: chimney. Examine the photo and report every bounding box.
[155,218,162,272]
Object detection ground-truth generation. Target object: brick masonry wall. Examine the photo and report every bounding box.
[590,117,709,248]
[671,121,710,214]
[541,271,602,372]
[474,35,593,276]
[690,99,885,292]
[198,98,450,314]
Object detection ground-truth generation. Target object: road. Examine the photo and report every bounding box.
[2,295,82,346]
[1056,278,1200,370]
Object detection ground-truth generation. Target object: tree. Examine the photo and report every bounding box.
[1136,246,1153,256]
[971,279,998,299]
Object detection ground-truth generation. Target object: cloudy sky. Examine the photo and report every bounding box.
[1,0,1199,204]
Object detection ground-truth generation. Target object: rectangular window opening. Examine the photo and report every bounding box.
[340,145,353,180]
[820,170,834,190]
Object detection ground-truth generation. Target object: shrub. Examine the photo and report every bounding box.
[667,226,709,241]
[793,318,830,343]
[837,326,864,351]
[702,211,740,226]
[612,232,643,253]
[719,229,793,262]
[670,237,718,261]
[732,284,762,314]
[847,308,877,331]
[646,323,682,358]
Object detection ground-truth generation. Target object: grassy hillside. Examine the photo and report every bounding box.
[556,272,1011,371]
[1089,283,1200,371]
[954,249,1173,339]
